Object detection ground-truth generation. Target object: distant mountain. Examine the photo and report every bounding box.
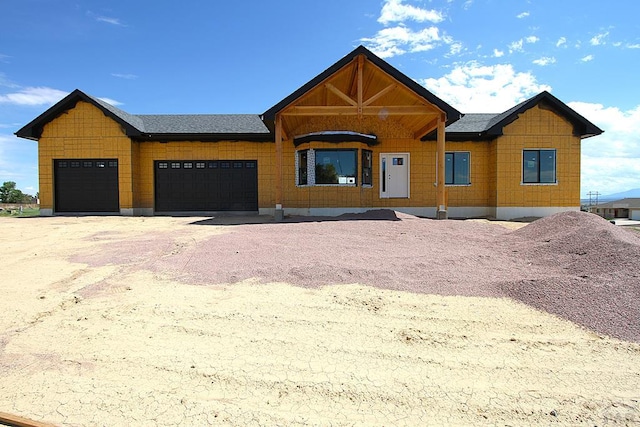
[581,188,640,205]
[602,188,640,200]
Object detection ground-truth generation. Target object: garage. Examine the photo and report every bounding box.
[154,160,258,212]
[54,159,119,213]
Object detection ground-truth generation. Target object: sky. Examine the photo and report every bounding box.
[1,0,639,198]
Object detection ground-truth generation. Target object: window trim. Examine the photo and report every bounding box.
[444,151,471,186]
[522,149,557,185]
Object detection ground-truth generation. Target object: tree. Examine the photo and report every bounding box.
[0,181,25,203]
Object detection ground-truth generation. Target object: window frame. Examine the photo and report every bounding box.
[444,151,470,186]
[522,149,557,184]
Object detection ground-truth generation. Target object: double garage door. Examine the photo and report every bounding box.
[154,160,258,212]
[53,158,258,213]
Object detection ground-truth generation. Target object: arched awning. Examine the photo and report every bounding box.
[293,131,378,147]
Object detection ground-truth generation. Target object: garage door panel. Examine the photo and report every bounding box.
[54,159,119,213]
[154,160,258,212]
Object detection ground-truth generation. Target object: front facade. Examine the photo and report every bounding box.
[17,46,603,220]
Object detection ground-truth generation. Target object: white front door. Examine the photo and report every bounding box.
[380,153,409,198]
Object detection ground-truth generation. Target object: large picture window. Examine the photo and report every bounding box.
[445,152,470,185]
[314,149,357,185]
[523,149,556,183]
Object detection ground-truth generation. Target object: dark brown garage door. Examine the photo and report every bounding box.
[54,159,119,213]
[154,160,258,212]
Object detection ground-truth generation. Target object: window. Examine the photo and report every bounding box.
[171,162,181,169]
[523,149,556,183]
[70,161,81,168]
[297,150,308,185]
[158,162,168,169]
[83,161,93,168]
[96,161,106,168]
[362,150,373,186]
[108,161,118,168]
[183,162,193,169]
[445,152,470,185]
[315,149,357,185]
[196,162,205,169]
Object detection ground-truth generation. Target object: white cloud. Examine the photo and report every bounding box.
[570,102,640,195]
[361,25,451,58]
[517,12,530,19]
[627,43,640,49]
[525,36,539,44]
[556,37,567,48]
[581,54,594,62]
[508,39,524,53]
[493,49,504,58]
[590,32,608,46]
[0,87,68,106]
[421,62,551,112]
[96,16,125,26]
[111,73,138,80]
[97,97,123,106]
[533,56,556,66]
[378,0,444,25]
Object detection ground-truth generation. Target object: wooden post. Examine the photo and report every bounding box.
[436,114,447,219]
[274,114,284,221]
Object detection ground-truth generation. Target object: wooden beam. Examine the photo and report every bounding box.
[363,83,397,106]
[357,55,364,118]
[413,116,439,139]
[325,83,357,106]
[0,412,57,427]
[436,114,447,219]
[275,114,283,208]
[283,105,439,116]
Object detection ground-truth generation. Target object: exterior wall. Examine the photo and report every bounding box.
[444,140,492,211]
[282,116,440,211]
[494,104,581,211]
[37,101,134,214]
[134,140,275,212]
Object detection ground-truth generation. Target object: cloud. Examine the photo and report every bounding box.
[508,39,524,53]
[96,16,125,26]
[516,12,530,19]
[570,102,640,195]
[581,54,594,62]
[421,62,551,113]
[525,36,539,44]
[111,73,138,80]
[378,0,444,25]
[627,43,640,49]
[533,56,556,66]
[361,26,453,58]
[97,97,123,106]
[556,37,567,48]
[0,87,68,106]
[493,49,504,58]
[590,32,609,46]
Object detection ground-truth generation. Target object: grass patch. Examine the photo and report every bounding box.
[0,207,40,217]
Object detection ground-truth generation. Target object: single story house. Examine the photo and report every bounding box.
[16,45,603,220]
[589,198,640,220]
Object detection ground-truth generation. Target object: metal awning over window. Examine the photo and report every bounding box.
[293,131,378,147]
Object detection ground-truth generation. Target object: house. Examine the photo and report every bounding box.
[16,46,603,220]
[589,198,640,220]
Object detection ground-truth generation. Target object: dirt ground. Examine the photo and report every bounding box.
[0,213,639,426]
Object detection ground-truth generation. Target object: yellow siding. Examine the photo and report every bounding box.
[38,101,134,211]
[494,105,580,207]
[444,141,492,208]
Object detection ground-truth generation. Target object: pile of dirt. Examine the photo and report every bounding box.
[501,211,640,342]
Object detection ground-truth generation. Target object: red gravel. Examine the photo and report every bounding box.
[75,210,640,342]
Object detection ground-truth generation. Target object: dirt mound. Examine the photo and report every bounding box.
[501,210,640,342]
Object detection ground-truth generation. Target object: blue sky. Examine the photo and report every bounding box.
[1,0,639,198]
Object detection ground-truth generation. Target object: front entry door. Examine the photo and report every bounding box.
[380,153,409,198]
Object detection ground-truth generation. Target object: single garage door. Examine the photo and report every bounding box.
[54,159,119,213]
[154,160,258,212]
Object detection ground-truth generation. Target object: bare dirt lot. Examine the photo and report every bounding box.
[1,211,639,426]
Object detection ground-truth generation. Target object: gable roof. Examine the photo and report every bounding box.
[262,45,462,125]
[15,89,271,142]
[424,91,604,141]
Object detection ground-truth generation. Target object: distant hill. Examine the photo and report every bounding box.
[581,188,640,205]
[602,188,640,200]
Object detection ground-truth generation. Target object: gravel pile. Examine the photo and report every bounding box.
[500,211,640,342]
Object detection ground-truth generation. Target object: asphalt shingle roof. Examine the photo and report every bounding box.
[138,114,269,134]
